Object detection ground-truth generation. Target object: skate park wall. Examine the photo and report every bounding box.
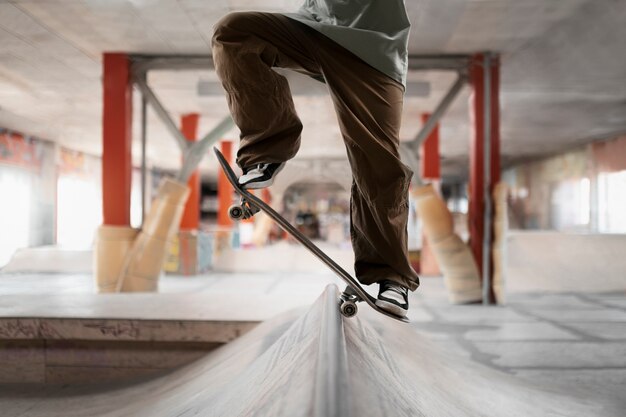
[506,231,626,293]
[0,285,619,417]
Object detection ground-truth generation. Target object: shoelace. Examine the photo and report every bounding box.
[244,164,267,174]
[383,282,408,298]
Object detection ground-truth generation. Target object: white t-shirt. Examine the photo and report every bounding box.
[283,0,411,87]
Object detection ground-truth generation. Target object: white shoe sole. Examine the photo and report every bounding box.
[375,299,408,317]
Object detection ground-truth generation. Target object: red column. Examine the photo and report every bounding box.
[419,113,440,180]
[102,53,132,226]
[261,189,272,205]
[468,53,500,303]
[217,141,233,227]
[180,114,200,230]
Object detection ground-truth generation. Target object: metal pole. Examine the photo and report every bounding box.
[140,88,148,228]
[178,115,234,182]
[407,54,472,71]
[129,53,472,72]
[134,76,189,152]
[131,56,214,72]
[482,54,493,305]
[409,73,467,151]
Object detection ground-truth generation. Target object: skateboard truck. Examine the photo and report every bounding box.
[339,286,362,318]
[228,197,260,220]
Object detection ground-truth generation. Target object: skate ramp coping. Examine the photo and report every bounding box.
[0,285,618,417]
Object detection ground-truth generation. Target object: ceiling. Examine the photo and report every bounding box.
[0,0,624,181]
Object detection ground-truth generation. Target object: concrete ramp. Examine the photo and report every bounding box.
[0,285,617,417]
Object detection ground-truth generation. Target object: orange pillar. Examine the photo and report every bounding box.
[217,141,233,227]
[419,113,440,180]
[180,114,200,230]
[468,53,500,303]
[261,189,272,205]
[102,53,133,226]
[419,113,441,276]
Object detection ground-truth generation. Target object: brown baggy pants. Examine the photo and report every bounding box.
[212,12,420,291]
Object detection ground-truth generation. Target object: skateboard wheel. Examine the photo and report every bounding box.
[228,205,245,220]
[340,300,358,318]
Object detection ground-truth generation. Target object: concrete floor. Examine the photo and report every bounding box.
[0,271,343,320]
[410,280,626,408]
[0,270,624,412]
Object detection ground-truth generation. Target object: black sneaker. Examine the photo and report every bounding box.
[238,162,285,189]
[375,280,409,317]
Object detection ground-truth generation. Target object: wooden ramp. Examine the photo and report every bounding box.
[0,285,619,417]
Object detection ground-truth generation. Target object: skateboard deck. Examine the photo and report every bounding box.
[214,147,409,323]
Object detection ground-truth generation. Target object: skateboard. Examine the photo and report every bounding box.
[214,147,409,323]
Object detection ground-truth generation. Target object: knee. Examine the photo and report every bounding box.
[358,165,413,208]
[212,12,252,45]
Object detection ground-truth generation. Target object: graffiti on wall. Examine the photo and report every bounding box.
[0,132,42,170]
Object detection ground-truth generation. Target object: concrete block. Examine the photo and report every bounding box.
[44,340,213,369]
[37,318,258,344]
[45,366,161,385]
[0,318,40,339]
[0,340,45,383]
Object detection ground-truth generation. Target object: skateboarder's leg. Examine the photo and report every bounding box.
[308,31,420,292]
[349,183,418,291]
[212,12,321,169]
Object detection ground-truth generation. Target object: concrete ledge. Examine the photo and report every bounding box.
[0,315,258,384]
[0,272,342,384]
[0,317,257,343]
[0,339,222,384]
[0,293,261,384]
[0,317,258,384]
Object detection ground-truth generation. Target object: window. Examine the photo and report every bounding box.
[0,166,31,266]
[56,175,102,247]
[550,177,590,231]
[598,170,626,233]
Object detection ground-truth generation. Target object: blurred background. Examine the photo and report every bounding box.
[0,1,624,413]
[0,0,624,289]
